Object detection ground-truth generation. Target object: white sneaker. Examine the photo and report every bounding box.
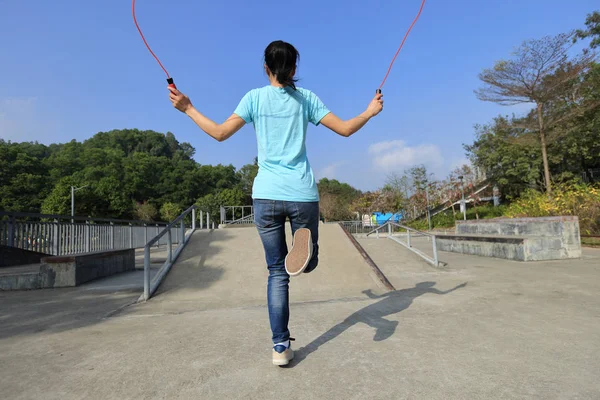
[272,338,295,366]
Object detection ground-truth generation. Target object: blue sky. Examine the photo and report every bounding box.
[0,0,597,190]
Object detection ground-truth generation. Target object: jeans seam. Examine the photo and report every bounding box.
[271,200,275,223]
[294,202,300,224]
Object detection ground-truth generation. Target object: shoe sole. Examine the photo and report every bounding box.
[285,228,312,276]
[273,350,294,366]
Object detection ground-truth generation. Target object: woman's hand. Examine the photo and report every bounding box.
[366,93,384,117]
[168,86,193,113]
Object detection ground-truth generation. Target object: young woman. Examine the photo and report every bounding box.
[168,40,383,366]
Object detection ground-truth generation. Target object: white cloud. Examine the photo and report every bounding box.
[368,140,444,172]
[316,162,345,180]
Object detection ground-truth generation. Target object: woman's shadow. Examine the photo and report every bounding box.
[288,281,467,367]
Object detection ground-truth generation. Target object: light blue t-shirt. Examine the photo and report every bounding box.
[234,85,330,202]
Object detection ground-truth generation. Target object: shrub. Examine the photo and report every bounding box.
[505,183,600,234]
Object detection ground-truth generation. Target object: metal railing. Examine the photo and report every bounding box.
[335,220,377,235]
[0,211,178,256]
[142,205,199,301]
[197,210,216,230]
[220,206,254,225]
[366,221,442,267]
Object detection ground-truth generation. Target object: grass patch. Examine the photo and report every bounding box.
[582,236,600,248]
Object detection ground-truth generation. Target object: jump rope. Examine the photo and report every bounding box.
[132,0,427,94]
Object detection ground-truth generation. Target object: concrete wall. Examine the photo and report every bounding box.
[457,216,580,244]
[0,245,48,268]
[437,236,527,261]
[39,249,135,288]
[439,217,582,261]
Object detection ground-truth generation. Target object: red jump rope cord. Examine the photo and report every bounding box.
[379,0,427,90]
[132,0,172,80]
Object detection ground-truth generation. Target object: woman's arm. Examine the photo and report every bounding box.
[168,87,246,142]
[320,93,384,138]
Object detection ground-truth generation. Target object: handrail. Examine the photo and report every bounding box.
[145,205,195,247]
[365,221,442,267]
[142,205,200,301]
[228,213,254,225]
[220,205,253,225]
[366,222,434,238]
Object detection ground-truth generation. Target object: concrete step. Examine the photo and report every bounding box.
[0,264,42,290]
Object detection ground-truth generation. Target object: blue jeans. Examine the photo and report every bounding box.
[253,199,320,344]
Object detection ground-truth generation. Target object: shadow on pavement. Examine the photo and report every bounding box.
[289,281,467,367]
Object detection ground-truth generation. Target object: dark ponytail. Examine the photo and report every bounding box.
[264,40,300,90]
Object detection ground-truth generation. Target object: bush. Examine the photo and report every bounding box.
[135,201,158,221]
[505,183,600,234]
[160,202,182,222]
[407,204,509,231]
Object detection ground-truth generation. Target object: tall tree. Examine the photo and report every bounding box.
[385,172,411,199]
[475,32,595,195]
[576,10,600,49]
[465,116,542,198]
[236,157,259,199]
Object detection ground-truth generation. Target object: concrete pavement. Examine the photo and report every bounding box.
[1,227,600,399]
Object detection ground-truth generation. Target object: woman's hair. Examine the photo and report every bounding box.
[264,40,299,90]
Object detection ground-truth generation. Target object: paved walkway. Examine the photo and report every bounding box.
[1,226,600,399]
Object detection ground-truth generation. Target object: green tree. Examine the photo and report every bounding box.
[0,140,51,212]
[195,188,246,222]
[160,202,182,222]
[475,32,596,195]
[576,10,600,49]
[465,116,542,198]
[134,201,158,221]
[2,129,255,220]
[41,178,72,215]
[236,158,259,199]
[351,192,380,216]
[317,178,361,221]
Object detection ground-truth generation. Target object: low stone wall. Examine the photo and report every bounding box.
[437,216,581,261]
[437,235,527,261]
[39,249,135,288]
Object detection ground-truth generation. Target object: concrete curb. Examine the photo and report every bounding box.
[338,223,396,291]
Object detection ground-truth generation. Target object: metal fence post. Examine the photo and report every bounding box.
[192,208,196,230]
[144,245,150,301]
[388,223,392,236]
[206,213,210,229]
[129,223,133,249]
[200,211,203,229]
[181,219,185,244]
[407,229,411,248]
[156,225,160,247]
[144,223,148,246]
[8,216,15,247]
[220,206,225,225]
[432,235,439,267]
[110,222,115,250]
[85,220,91,253]
[53,219,60,255]
[167,229,173,262]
